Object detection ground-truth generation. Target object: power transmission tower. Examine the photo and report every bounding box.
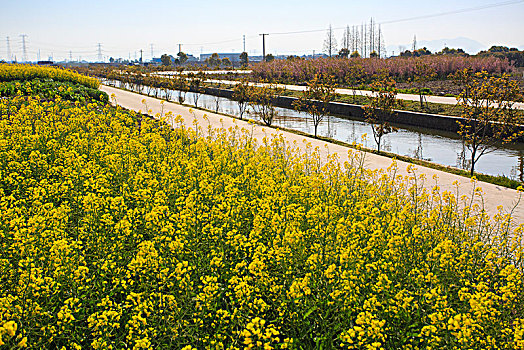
[97,43,103,62]
[243,35,246,52]
[259,34,268,61]
[140,49,143,63]
[412,35,417,52]
[69,50,73,62]
[37,49,40,61]
[20,34,28,62]
[178,44,182,54]
[150,44,154,59]
[6,37,11,62]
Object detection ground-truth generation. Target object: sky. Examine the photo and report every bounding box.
[1,0,523,61]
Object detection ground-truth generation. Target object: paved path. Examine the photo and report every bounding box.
[203,79,524,110]
[101,85,524,226]
[157,70,252,76]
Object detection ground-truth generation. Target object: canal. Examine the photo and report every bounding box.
[107,81,524,181]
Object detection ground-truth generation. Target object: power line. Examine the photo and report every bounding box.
[380,0,524,25]
[267,0,524,36]
[18,0,522,61]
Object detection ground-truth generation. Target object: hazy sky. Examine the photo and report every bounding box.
[1,0,523,61]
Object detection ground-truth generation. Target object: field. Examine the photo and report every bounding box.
[250,56,514,85]
[1,65,524,349]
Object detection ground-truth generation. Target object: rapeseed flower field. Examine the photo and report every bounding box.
[0,65,523,349]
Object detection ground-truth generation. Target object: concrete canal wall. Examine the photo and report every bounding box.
[199,86,524,142]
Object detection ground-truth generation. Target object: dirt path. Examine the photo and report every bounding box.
[101,85,524,226]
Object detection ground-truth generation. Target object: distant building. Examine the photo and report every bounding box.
[200,53,242,63]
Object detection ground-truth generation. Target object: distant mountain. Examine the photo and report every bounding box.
[387,37,487,55]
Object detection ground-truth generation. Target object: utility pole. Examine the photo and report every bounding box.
[6,37,11,62]
[412,35,417,52]
[150,44,154,59]
[97,43,103,62]
[69,50,73,62]
[243,35,246,52]
[178,43,182,54]
[140,49,143,64]
[259,33,268,61]
[37,49,40,61]
[20,34,28,62]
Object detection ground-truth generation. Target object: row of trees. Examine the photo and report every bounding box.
[325,18,387,59]
[98,65,522,177]
[360,70,523,175]
[251,55,513,84]
[160,52,250,68]
[237,71,522,176]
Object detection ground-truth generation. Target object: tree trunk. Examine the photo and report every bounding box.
[470,149,476,176]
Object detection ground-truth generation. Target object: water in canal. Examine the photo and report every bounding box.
[110,82,524,181]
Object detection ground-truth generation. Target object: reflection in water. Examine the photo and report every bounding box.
[511,151,524,182]
[112,82,524,181]
[521,152,524,182]
[410,134,424,160]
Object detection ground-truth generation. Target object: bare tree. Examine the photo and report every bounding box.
[173,75,188,104]
[368,17,376,57]
[364,74,399,152]
[457,71,523,175]
[342,26,350,50]
[293,75,336,138]
[188,72,204,107]
[249,83,283,126]
[362,24,366,58]
[413,61,436,109]
[213,82,221,112]
[323,25,337,57]
[232,79,253,120]
[353,26,360,54]
[378,25,386,58]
